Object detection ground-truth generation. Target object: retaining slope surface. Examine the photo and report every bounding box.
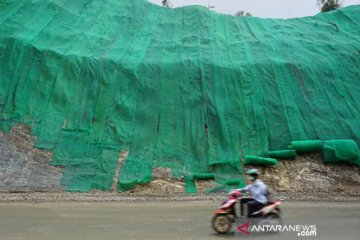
[0,0,359,192]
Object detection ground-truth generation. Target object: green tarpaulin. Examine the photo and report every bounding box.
[0,0,359,192]
[324,140,360,166]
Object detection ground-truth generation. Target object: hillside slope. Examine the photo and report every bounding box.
[1,125,359,199]
[0,0,359,192]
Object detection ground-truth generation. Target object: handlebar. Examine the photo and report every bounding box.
[229,190,242,197]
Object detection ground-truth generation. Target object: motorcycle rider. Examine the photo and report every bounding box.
[237,168,269,218]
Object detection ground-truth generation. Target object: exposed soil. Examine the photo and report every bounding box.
[260,154,360,199]
[0,124,359,202]
[0,125,64,192]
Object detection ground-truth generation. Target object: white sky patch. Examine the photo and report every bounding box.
[147,0,360,19]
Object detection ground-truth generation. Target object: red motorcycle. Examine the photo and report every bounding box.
[211,190,282,234]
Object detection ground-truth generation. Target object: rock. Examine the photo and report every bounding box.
[0,124,64,192]
[152,167,173,180]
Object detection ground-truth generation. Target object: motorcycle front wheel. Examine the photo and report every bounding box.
[211,214,233,234]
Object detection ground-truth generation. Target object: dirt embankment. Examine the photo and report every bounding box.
[260,153,360,200]
[0,125,64,192]
[0,125,359,202]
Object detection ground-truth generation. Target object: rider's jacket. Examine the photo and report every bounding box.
[239,179,268,204]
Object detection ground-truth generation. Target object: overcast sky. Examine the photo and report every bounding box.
[148,0,360,18]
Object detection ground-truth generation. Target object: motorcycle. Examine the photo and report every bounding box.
[211,190,282,234]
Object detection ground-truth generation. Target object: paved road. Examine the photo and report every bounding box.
[0,201,359,240]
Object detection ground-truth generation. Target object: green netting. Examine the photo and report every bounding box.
[0,113,19,132]
[184,173,215,193]
[60,146,119,191]
[268,149,296,159]
[193,173,215,180]
[323,140,360,166]
[118,157,153,192]
[289,140,324,153]
[0,0,359,192]
[184,176,197,193]
[244,155,279,166]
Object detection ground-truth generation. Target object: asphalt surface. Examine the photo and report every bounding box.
[0,201,359,240]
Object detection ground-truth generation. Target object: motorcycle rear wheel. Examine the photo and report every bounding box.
[211,214,232,234]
